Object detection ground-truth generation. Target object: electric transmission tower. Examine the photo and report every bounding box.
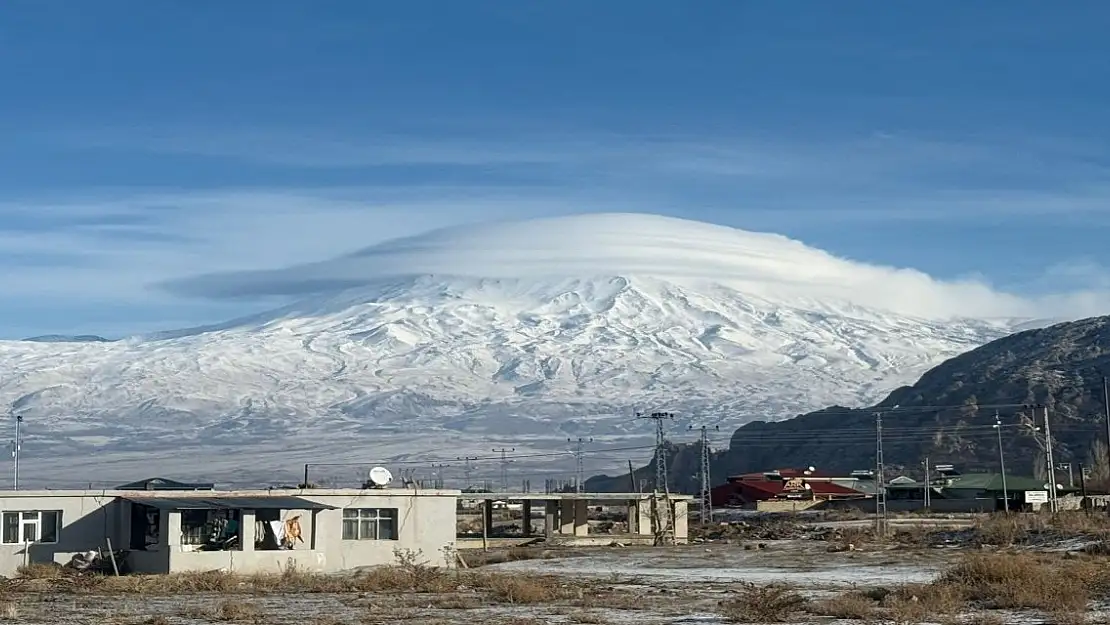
[690,425,718,524]
[568,437,593,493]
[874,411,887,535]
[492,448,515,492]
[429,462,451,489]
[637,411,674,493]
[456,456,477,490]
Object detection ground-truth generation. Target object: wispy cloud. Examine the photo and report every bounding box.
[51,126,1110,221]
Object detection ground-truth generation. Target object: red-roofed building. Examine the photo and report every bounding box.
[711,468,871,509]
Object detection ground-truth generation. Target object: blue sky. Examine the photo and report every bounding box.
[2,1,1109,337]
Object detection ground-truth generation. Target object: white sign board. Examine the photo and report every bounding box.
[1024,491,1048,505]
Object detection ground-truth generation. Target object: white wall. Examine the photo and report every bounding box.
[0,491,123,577]
[0,488,459,577]
[298,491,458,572]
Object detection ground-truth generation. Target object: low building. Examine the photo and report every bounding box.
[711,468,868,511]
[0,486,458,577]
[886,472,1075,512]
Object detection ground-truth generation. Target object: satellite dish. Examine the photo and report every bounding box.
[807,466,816,472]
[804,483,812,490]
[368,467,393,488]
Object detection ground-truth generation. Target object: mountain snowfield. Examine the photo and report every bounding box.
[0,213,1039,486]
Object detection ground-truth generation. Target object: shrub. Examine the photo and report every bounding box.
[718,583,806,623]
[808,592,876,620]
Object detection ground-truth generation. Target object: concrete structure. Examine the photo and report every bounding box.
[459,492,691,545]
[0,487,458,577]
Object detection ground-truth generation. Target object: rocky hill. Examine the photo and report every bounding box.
[587,315,1110,493]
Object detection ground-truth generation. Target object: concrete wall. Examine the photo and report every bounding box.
[756,499,823,513]
[0,488,459,577]
[298,491,458,572]
[0,491,125,577]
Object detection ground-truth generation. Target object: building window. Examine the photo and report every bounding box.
[1,511,60,544]
[342,508,397,540]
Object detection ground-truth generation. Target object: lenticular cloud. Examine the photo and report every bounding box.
[162,212,1037,320]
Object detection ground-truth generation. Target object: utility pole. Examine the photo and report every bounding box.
[1042,404,1059,513]
[690,425,718,525]
[922,456,931,510]
[492,448,515,492]
[568,437,593,493]
[993,412,1009,513]
[874,412,887,535]
[1104,377,1110,483]
[637,411,674,493]
[10,415,22,490]
[457,456,478,490]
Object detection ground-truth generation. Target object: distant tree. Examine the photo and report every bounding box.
[1086,439,1110,489]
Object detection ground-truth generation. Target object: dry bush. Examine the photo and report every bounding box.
[214,600,262,622]
[142,617,171,625]
[15,563,64,580]
[808,591,876,620]
[934,552,1090,611]
[974,514,1041,545]
[1052,510,1110,535]
[888,582,964,615]
[718,583,806,623]
[471,572,570,604]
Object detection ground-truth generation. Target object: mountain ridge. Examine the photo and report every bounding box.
[587,315,1110,493]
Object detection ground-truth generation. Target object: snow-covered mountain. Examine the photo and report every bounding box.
[0,213,1035,486]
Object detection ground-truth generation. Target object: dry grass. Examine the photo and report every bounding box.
[808,591,876,620]
[567,610,611,624]
[808,551,1110,624]
[471,572,572,604]
[15,562,65,579]
[934,552,1094,611]
[214,600,262,621]
[0,602,18,620]
[973,511,1110,546]
[718,583,807,623]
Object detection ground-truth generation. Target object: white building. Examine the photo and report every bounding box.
[0,486,459,576]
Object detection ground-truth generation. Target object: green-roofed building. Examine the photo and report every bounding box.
[887,472,1077,512]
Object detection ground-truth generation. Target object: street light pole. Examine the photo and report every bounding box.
[993,413,1008,513]
[10,415,23,491]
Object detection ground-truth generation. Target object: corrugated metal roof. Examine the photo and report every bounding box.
[123,495,335,510]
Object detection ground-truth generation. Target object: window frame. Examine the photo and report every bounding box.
[1,510,61,545]
[341,508,398,541]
